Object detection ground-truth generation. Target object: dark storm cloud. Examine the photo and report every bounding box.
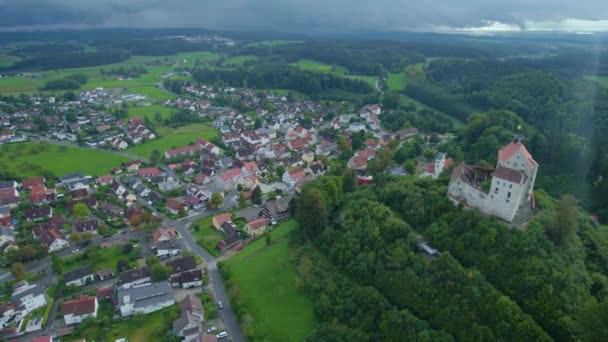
[1,0,608,31]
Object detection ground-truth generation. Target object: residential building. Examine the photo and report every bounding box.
[153,241,182,260]
[260,198,290,223]
[212,213,232,230]
[173,294,204,341]
[74,219,99,234]
[282,167,306,187]
[153,227,178,243]
[61,295,98,325]
[64,266,95,287]
[11,282,47,317]
[24,206,52,222]
[246,217,269,238]
[119,267,151,289]
[171,269,203,289]
[117,282,175,317]
[166,256,197,276]
[166,198,184,215]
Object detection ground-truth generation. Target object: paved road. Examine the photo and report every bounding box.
[166,214,245,342]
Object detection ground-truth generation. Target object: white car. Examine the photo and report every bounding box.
[216,332,228,339]
[71,249,80,254]
[207,326,217,333]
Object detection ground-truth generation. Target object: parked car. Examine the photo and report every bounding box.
[217,301,223,309]
[216,331,228,339]
[207,327,217,333]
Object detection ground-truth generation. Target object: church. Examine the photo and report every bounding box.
[447,136,538,223]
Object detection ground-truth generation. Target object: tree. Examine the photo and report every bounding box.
[51,253,64,274]
[404,160,416,175]
[151,263,171,281]
[546,194,578,246]
[155,111,163,124]
[11,263,26,280]
[342,168,357,193]
[297,187,328,238]
[122,243,134,254]
[72,202,90,221]
[265,232,272,246]
[69,232,81,242]
[252,186,263,205]
[238,193,247,208]
[577,300,608,341]
[116,259,130,272]
[150,149,162,165]
[146,255,159,266]
[207,192,224,209]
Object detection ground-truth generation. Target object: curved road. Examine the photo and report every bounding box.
[167,214,245,342]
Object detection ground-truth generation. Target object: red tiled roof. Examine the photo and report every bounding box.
[213,213,231,227]
[247,218,269,230]
[221,169,242,183]
[166,144,202,157]
[22,177,44,189]
[138,167,160,178]
[61,296,96,316]
[498,142,538,167]
[166,198,183,211]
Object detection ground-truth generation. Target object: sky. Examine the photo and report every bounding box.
[1,0,608,33]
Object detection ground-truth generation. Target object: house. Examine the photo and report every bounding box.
[159,177,180,192]
[0,303,16,329]
[261,198,291,223]
[196,138,221,156]
[282,167,306,187]
[22,177,44,190]
[111,181,127,197]
[216,233,242,252]
[0,207,12,229]
[287,138,308,151]
[246,217,269,238]
[96,286,115,301]
[97,175,113,186]
[97,268,114,281]
[220,221,238,236]
[11,282,47,316]
[153,241,182,260]
[447,136,538,223]
[124,160,141,172]
[173,294,205,340]
[67,197,98,212]
[138,167,161,179]
[64,266,95,287]
[166,256,197,276]
[32,223,69,252]
[153,227,178,243]
[61,295,98,325]
[119,267,151,289]
[423,152,453,179]
[166,198,184,215]
[165,144,202,159]
[219,169,243,189]
[74,219,99,234]
[348,149,375,171]
[23,206,52,222]
[212,213,232,230]
[171,269,203,289]
[117,281,175,317]
[70,188,88,200]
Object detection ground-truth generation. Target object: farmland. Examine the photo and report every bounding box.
[291,59,348,75]
[126,123,219,158]
[222,220,316,341]
[127,104,175,123]
[0,142,128,178]
[386,71,408,91]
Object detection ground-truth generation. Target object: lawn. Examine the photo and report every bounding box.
[387,72,408,91]
[126,123,219,158]
[128,104,175,122]
[223,220,316,341]
[0,142,128,178]
[105,305,177,342]
[192,216,223,257]
[347,74,378,87]
[62,244,138,273]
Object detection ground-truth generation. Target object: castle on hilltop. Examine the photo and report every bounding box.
[447,136,538,223]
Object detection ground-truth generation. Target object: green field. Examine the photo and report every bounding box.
[585,75,608,87]
[0,53,20,68]
[224,55,259,66]
[347,74,378,87]
[63,244,138,273]
[387,72,408,91]
[244,40,303,48]
[105,305,177,342]
[174,51,221,68]
[291,59,348,75]
[0,142,128,178]
[128,104,175,122]
[192,216,223,257]
[224,220,316,341]
[126,123,218,158]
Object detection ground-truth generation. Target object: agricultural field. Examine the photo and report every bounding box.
[0,142,128,178]
[174,51,221,68]
[347,74,378,87]
[128,85,174,100]
[243,40,303,48]
[127,104,175,122]
[223,55,259,66]
[126,123,219,158]
[585,75,608,87]
[0,53,20,67]
[223,220,316,341]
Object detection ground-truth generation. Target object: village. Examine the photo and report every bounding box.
[0,80,459,341]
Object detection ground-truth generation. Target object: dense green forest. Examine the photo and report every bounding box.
[292,172,608,341]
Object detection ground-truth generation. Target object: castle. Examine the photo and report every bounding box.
[447,136,538,223]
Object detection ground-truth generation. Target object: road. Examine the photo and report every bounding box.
[167,214,245,342]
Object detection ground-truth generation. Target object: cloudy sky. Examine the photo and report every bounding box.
[1,0,608,33]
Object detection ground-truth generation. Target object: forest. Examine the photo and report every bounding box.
[292,171,608,341]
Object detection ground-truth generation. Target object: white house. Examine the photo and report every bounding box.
[12,282,47,317]
[173,294,205,341]
[64,266,95,287]
[117,282,175,317]
[61,296,98,325]
[119,267,151,289]
[153,241,182,259]
[423,152,453,179]
[447,136,538,223]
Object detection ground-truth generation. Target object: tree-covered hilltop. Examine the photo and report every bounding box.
[291,171,608,341]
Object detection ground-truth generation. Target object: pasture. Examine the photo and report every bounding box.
[126,124,218,158]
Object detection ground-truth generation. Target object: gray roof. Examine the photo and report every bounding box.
[117,281,173,309]
[12,284,44,302]
[64,265,94,282]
